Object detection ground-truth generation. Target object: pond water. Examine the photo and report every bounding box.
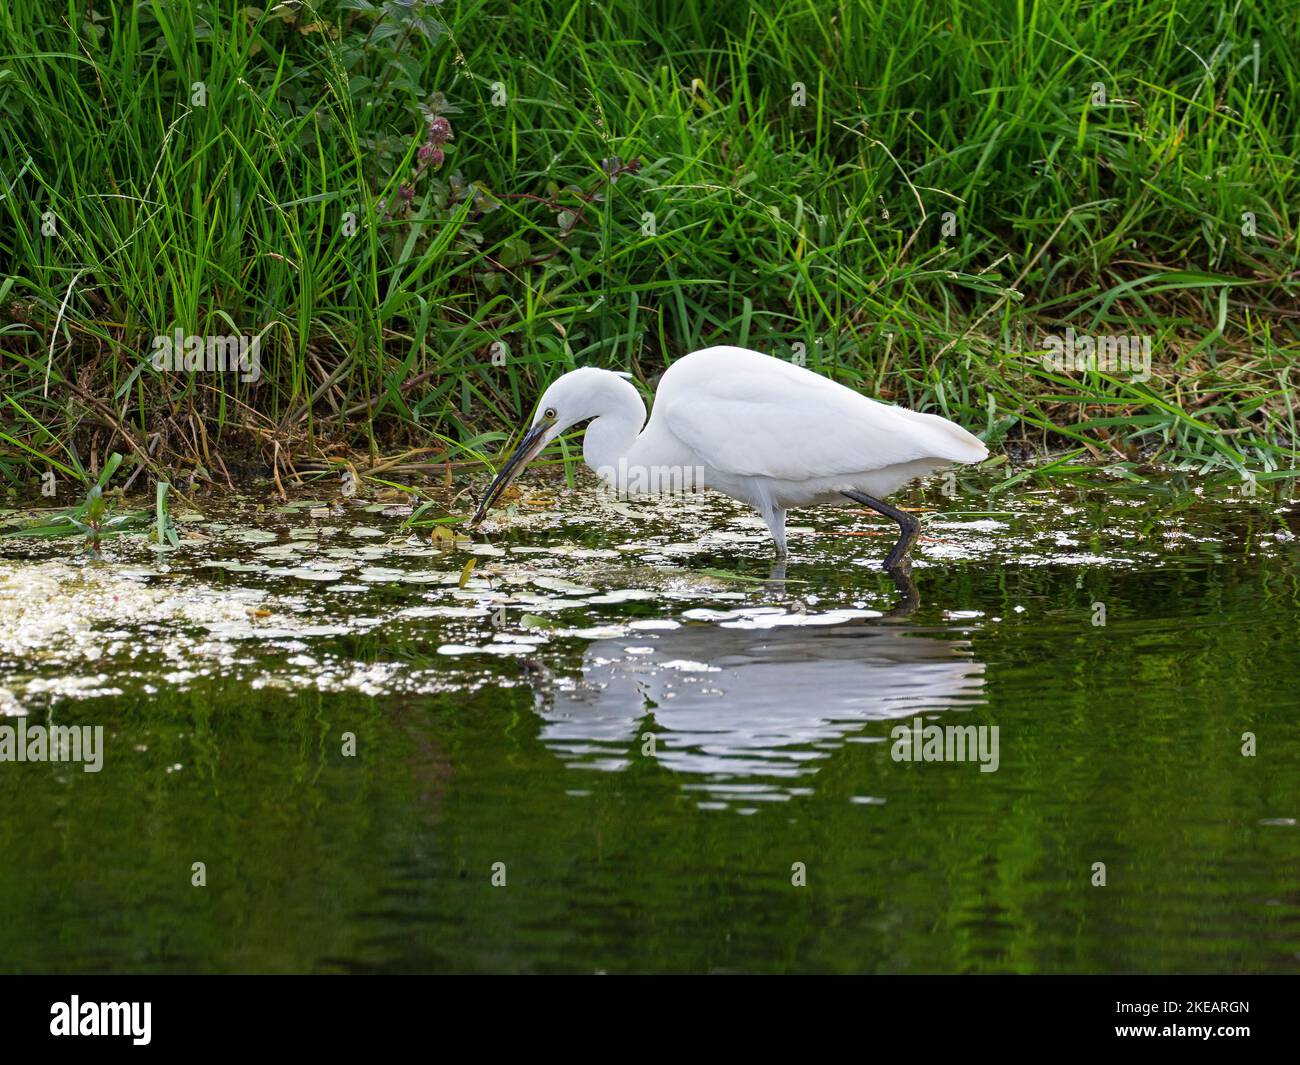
[1,470,1297,973]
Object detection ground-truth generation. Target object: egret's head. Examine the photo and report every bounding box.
[469,368,635,525]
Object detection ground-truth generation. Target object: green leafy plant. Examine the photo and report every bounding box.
[152,481,181,549]
[0,453,151,554]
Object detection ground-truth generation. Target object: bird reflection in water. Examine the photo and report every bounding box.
[521,566,984,802]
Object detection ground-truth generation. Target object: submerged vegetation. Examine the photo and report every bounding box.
[0,471,1298,972]
[0,0,1297,504]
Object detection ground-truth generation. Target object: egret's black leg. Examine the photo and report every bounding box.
[841,490,921,571]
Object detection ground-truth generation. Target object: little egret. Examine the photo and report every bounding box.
[468,346,989,569]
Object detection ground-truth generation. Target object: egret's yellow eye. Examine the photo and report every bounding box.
[544,407,556,420]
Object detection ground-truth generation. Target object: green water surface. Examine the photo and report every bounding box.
[0,474,1297,973]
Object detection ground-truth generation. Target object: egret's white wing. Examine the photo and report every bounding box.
[658,349,986,481]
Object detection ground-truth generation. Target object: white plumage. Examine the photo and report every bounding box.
[470,346,989,568]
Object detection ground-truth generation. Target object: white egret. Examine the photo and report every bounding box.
[469,346,989,569]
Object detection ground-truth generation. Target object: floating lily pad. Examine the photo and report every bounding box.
[202,560,268,573]
[532,576,597,594]
[586,588,659,604]
[279,568,343,583]
[356,566,409,582]
[231,529,278,544]
[397,571,453,584]
[399,605,490,619]
[521,613,561,629]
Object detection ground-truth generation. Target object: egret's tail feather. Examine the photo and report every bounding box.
[892,407,989,464]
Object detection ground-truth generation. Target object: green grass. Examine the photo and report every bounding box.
[1,0,1297,497]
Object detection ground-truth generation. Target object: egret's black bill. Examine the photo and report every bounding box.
[469,422,549,526]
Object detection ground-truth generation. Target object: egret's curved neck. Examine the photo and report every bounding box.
[582,383,646,476]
